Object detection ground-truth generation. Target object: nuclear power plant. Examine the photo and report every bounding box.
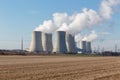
[86,41,92,53]
[29,31,43,52]
[53,31,67,53]
[80,41,87,53]
[29,31,92,54]
[66,33,77,53]
[80,41,92,54]
[42,33,53,53]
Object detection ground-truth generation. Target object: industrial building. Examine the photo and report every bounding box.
[80,41,87,53]
[29,31,77,53]
[86,41,92,53]
[66,33,77,53]
[29,31,43,52]
[42,33,53,53]
[29,31,91,54]
[53,31,67,53]
[80,41,92,54]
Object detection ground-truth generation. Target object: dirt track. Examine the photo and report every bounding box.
[0,55,120,80]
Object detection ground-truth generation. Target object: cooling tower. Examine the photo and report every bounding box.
[29,31,43,52]
[80,41,87,53]
[42,33,53,53]
[53,31,67,53]
[66,33,77,53]
[86,41,92,53]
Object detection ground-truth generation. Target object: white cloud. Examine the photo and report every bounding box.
[34,20,56,33]
[99,0,120,19]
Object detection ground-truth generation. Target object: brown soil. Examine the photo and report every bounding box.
[0,55,120,80]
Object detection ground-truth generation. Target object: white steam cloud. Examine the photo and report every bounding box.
[75,30,98,42]
[35,20,56,33]
[34,0,120,41]
[75,34,83,43]
[53,13,70,27]
[82,31,98,42]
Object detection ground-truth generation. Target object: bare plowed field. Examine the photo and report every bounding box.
[0,55,120,80]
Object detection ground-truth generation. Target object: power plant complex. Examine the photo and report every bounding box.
[80,41,92,54]
[53,31,67,53]
[29,31,43,52]
[29,31,92,54]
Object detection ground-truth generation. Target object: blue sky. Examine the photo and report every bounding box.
[0,0,120,51]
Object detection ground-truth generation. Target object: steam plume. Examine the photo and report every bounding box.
[82,31,98,41]
[34,0,120,40]
[34,20,56,33]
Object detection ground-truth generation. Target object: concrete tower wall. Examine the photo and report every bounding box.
[66,33,77,53]
[80,41,87,53]
[29,31,43,52]
[86,41,92,53]
[53,31,67,53]
[42,33,53,53]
